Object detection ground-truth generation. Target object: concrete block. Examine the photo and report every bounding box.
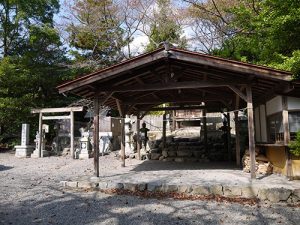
[66,181,78,188]
[98,181,108,189]
[191,185,210,195]
[178,185,192,193]
[60,181,67,187]
[123,183,137,191]
[107,182,124,189]
[223,186,242,197]
[78,181,95,189]
[241,186,259,198]
[137,183,146,191]
[292,189,300,202]
[161,184,178,193]
[210,185,223,196]
[258,187,292,202]
[147,182,162,192]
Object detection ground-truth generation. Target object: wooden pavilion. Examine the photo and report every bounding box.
[57,46,300,179]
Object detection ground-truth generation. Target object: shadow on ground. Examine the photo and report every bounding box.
[1,185,294,225]
[131,160,240,172]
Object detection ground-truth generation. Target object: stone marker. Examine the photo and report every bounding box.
[15,124,34,158]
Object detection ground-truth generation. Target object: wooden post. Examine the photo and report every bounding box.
[136,113,141,160]
[246,86,256,179]
[38,112,43,158]
[227,112,232,161]
[203,109,208,155]
[162,113,166,148]
[282,96,292,179]
[93,96,100,177]
[235,111,241,167]
[121,116,125,167]
[70,110,74,158]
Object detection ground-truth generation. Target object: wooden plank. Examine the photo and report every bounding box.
[246,86,256,179]
[97,81,247,93]
[31,107,83,114]
[228,85,247,102]
[42,115,71,120]
[70,111,74,159]
[93,96,100,177]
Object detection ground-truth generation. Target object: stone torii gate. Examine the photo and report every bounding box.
[31,107,83,158]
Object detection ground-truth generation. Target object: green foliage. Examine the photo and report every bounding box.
[289,131,300,157]
[0,0,76,145]
[212,0,300,78]
[66,0,126,69]
[145,0,187,52]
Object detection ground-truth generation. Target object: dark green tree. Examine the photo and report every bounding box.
[66,0,126,70]
[210,0,300,78]
[0,0,76,145]
[145,0,187,52]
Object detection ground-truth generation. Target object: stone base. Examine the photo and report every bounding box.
[15,145,34,158]
[79,152,92,159]
[31,149,49,158]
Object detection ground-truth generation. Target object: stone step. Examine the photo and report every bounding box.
[61,180,300,203]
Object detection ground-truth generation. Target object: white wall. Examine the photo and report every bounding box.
[287,97,300,110]
[266,96,283,116]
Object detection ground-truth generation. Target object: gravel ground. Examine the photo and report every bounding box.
[1,151,300,225]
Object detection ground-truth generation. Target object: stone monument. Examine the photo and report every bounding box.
[31,129,49,158]
[79,128,92,159]
[124,115,134,156]
[15,124,34,158]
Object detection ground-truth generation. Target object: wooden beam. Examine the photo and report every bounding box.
[145,105,205,111]
[116,99,124,117]
[93,96,100,177]
[246,86,256,179]
[98,81,247,93]
[31,107,83,114]
[123,97,224,105]
[228,85,247,102]
[42,115,71,120]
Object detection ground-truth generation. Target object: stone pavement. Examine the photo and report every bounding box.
[61,159,300,203]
